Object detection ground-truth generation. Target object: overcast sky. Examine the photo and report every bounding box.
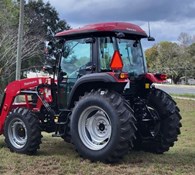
[43,0,195,49]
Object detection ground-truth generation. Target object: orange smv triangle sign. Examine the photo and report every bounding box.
[110,50,123,70]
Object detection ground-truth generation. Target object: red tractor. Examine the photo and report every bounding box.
[0,22,181,163]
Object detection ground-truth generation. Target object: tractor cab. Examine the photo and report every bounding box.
[54,22,149,108]
[57,22,148,77]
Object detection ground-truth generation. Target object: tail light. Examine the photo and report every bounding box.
[110,72,128,80]
[160,74,167,80]
[155,73,167,80]
[119,72,128,79]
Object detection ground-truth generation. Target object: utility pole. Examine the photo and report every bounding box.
[16,0,24,80]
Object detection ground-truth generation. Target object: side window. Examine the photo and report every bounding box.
[117,40,133,72]
[99,37,115,70]
[61,39,92,78]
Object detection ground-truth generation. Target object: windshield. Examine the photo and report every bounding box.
[99,37,147,76]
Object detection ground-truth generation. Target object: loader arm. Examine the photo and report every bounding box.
[0,77,53,134]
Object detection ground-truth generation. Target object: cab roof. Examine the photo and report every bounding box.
[55,22,147,39]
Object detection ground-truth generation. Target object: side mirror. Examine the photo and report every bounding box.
[45,41,54,54]
[45,41,60,63]
[148,37,155,41]
[147,22,155,41]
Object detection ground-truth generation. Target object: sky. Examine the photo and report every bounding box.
[43,0,195,49]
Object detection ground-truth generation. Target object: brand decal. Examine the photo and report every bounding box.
[126,28,136,32]
[24,81,37,86]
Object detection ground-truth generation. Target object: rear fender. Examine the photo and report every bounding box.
[145,73,166,84]
[68,73,128,108]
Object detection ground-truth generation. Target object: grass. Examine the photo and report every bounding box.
[0,99,195,175]
[170,93,195,99]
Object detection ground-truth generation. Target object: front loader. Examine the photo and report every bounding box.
[0,22,182,163]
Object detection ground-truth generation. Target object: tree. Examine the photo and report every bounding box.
[145,44,159,71]
[185,43,195,78]
[25,0,70,40]
[145,41,193,84]
[0,0,19,95]
[0,0,70,99]
[178,32,195,47]
[22,0,70,70]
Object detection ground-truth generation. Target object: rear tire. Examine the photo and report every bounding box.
[4,108,42,154]
[135,88,182,153]
[70,89,136,162]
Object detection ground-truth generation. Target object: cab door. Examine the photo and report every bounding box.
[58,38,93,109]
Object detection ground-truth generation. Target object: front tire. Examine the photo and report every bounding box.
[4,108,42,154]
[70,89,136,162]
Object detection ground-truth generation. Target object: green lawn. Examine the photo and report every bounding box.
[170,93,195,99]
[0,99,194,175]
